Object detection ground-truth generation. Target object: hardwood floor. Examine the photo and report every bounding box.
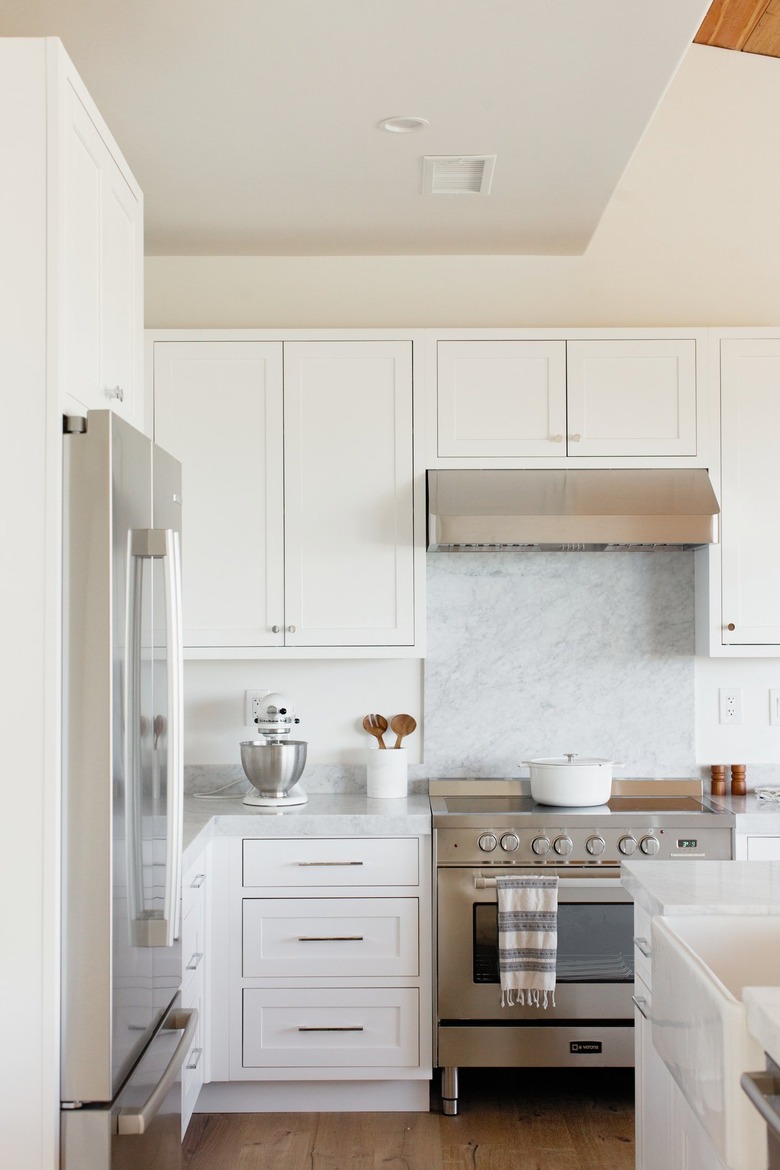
[183,1068,635,1170]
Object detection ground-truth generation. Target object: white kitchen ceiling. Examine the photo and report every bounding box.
[0,1,712,256]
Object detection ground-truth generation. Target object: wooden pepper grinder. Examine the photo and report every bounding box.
[731,764,747,796]
[710,764,727,796]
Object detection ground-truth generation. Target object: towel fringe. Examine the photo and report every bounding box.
[500,989,556,1009]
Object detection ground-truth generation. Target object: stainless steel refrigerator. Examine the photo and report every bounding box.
[61,411,192,1170]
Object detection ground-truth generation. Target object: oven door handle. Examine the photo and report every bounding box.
[474,873,622,889]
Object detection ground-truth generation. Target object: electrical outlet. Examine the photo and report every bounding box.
[770,690,780,726]
[719,687,742,725]
[244,688,269,726]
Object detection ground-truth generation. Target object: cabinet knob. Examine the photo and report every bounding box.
[104,385,124,403]
[287,625,297,634]
[550,434,564,443]
[726,623,736,632]
[272,625,281,633]
[568,433,582,442]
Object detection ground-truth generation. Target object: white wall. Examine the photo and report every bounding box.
[145,46,780,330]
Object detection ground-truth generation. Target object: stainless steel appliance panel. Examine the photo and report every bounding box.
[62,412,184,1169]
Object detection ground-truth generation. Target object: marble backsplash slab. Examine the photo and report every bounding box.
[184,552,780,795]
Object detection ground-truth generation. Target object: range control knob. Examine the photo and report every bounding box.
[618,836,638,856]
[478,833,498,853]
[531,836,551,856]
[553,835,573,857]
[640,835,660,856]
[586,835,606,856]
[500,833,520,853]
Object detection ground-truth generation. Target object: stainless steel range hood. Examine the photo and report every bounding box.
[427,469,719,551]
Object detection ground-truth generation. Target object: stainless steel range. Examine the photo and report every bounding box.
[431,777,734,1115]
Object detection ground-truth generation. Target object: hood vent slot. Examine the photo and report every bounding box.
[427,469,720,552]
[423,155,496,195]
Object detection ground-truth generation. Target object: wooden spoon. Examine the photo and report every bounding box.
[390,713,417,750]
[362,713,388,749]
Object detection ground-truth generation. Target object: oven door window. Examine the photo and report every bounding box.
[473,901,634,984]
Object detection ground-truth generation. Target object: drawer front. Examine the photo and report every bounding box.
[182,858,208,921]
[633,904,652,989]
[242,987,419,1068]
[242,897,419,977]
[181,901,206,995]
[242,837,419,888]
[181,987,204,1135]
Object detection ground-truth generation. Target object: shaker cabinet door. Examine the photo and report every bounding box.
[153,340,286,649]
[283,341,415,647]
[720,339,780,646]
[59,78,143,430]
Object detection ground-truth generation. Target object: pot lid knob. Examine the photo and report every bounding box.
[564,753,577,762]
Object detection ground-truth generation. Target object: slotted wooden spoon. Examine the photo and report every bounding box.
[362,713,388,749]
[390,713,416,749]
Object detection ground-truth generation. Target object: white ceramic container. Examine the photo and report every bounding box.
[522,754,613,806]
[366,747,408,799]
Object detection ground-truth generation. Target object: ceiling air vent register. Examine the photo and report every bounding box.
[423,155,496,195]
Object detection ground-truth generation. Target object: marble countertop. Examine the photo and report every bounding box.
[707,791,780,833]
[621,859,780,917]
[183,791,431,866]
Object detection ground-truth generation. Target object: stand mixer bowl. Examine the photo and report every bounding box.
[240,739,308,797]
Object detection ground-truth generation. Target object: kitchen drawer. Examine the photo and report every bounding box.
[633,904,653,988]
[242,987,419,1068]
[182,901,206,996]
[242,897,419,978]
[181,986,204,1135]
[242,837,419,888]
[182,857,208,920]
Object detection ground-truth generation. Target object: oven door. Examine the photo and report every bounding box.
[437,865,634,1023]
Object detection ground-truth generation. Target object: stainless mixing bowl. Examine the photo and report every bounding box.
[239,739,308,797]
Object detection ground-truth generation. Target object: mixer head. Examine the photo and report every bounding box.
[252,691,301,741]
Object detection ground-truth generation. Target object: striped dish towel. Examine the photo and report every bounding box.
[496,874,559,1008]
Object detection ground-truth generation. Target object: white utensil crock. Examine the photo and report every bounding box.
[366,748,408,799]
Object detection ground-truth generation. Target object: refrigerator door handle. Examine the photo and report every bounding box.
[163,528,184,944]
[116,1008,198,1136]
[127,528,183,948]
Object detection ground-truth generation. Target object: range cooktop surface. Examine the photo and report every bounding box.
[436,794,714,815]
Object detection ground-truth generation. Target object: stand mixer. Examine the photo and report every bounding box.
[240,692,308,807]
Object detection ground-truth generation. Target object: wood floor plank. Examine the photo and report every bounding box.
[183,1070,634,1170]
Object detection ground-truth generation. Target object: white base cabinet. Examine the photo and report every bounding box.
[151,333,423,657]
[204,834,432,1111]
[180,849,209,1136]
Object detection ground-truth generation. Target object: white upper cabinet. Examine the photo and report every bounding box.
[434,333,701,465]
[57,51,144,429]
[699,336,780,653]
[152,334,421,657]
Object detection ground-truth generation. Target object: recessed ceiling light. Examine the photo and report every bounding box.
[379,115,429,134]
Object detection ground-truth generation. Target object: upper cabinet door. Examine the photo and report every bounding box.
[283,341,415,647]
[566,340,697,457]
[153,341,285,649]
[437,341,567,457]
[59,77,143,430]
[719,339,780,646]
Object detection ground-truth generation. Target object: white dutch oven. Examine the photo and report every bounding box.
[522,753,615,807]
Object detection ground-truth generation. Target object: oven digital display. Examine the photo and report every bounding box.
[676,838,698,849]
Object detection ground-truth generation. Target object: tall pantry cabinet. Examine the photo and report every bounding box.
[0,38,144,1170]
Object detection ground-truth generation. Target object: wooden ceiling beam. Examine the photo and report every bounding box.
[695,0,772,50]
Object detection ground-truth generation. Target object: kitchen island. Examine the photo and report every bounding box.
[623,858,780,1170]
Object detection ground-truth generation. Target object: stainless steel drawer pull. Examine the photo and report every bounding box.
[186,1047,203,1071]
[297,935,365,942]
[633,936,652,958]
[190,874,206,889]
[186,952,203,971]
[632,995,650,1021]
[297,861,364,867]
[297,1026,364,1033]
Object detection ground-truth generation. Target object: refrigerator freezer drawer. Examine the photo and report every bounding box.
[61,1000,196,1170]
